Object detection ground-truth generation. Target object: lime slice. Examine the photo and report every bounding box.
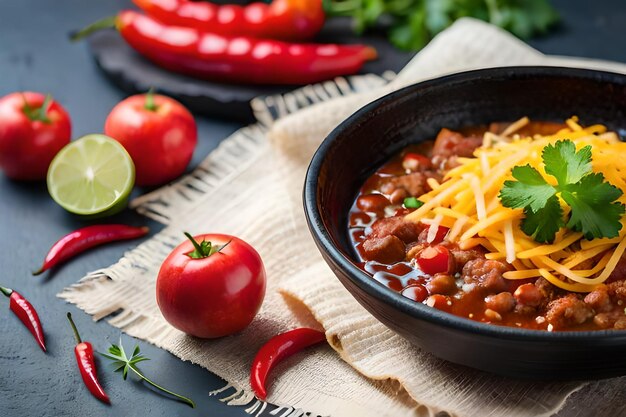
[47,134,135,217]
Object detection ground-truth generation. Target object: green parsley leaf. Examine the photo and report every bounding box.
[500,140,625,242]
[520,195,564,243]
[561,173,625,240]
[542,140,592,186]
[499,165,556,212]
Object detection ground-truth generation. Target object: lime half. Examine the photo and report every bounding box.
[47,134,135,217]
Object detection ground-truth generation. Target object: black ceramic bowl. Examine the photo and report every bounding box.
[304,67,626,380]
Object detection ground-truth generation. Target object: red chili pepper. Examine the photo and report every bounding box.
[67,312,110,404]
[250,328,325,400]
[72,11,376,85]
[133,0,325,42]
[33,224,149,275]
[416,245,452,275]
[0,286,46,352]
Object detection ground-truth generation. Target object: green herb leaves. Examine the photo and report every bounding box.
[561,173,626,240]
[324,0,559,51]
[101,339,195,408]
[499,140,625,243]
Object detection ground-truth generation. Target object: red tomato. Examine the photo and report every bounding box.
[156,233,266,338]
[0,92,71,181]
[416,245,452,275]
[104,92,197,186]
[430,226,449,244]
[402,152,432,172]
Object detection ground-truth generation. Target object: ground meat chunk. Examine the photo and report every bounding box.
[593,311,626,329]
[607,280,626,300]
[369,216,422,243]
[545,294,594,329]
[534,277,561,300]
[461,258,509,294]
[448,246,485,271]
[362,236,405,263]
[431,128,483,170]
[380,172,429,196]
[426,274,457,295]
[485,292,516,313]
[584,286,613,313]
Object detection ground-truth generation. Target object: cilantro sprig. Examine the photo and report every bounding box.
[499,140,625,243]
[101,338,195,408]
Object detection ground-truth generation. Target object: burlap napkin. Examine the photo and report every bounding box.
[60,18,626,417]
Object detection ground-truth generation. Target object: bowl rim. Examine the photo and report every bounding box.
[303,65,626,342]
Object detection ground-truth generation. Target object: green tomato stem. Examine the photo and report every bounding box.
[184,232,210,258]
[144,87,158,112]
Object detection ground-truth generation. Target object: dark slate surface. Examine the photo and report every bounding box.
[0,1,624,417]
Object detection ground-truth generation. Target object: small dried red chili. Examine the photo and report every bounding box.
[72,11,376,85]
[67,312,110,404]
[133,0,325,42]
[0,286,46,352]
[250,328,326,400]
[34,224,149,275]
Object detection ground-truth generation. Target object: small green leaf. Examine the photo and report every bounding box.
[561,173,625,239]
[499,165,555,212]
[520,195,564,243]
[542,140,592,186]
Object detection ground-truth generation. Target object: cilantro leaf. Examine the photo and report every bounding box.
[499,139,625,243]
[542,140,592,186]
[561,173,625,239]
[520,195,564,243]
[499,165,556,212]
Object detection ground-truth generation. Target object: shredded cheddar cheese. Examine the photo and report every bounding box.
[405,117,626,292]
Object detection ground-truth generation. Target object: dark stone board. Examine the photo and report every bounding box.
[88,18,414,123]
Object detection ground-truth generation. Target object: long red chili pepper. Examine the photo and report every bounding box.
[250,328,326,400]
[67,312,111,404]
[133,0,325,41]
[33,224,149,275]
[0,286,46,352]
[72,11,376,85]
